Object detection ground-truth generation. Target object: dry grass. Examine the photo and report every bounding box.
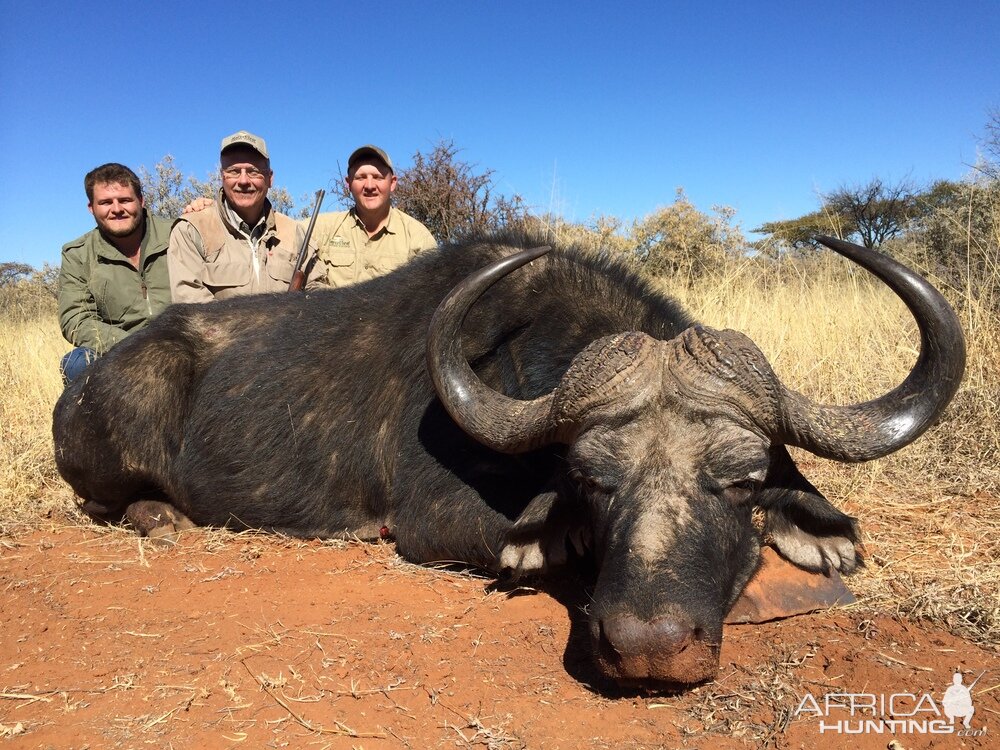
[0,309,74,529]
[2,221,998,648]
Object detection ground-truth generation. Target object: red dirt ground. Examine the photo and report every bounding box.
[1,524,997,749]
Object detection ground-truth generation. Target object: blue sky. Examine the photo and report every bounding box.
[2,1,997,268]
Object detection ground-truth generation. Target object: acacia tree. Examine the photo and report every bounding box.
[0,261,59,317]
[755,177,918,250]
[980,106,1000,180]
[396,140,527,242]
[0,262,34,286]
[905,177,1000,292]
[823,178,917,248]
[138,155,216,219]
[754,209,847,252]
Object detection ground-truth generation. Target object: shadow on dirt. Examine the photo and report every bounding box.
[488,564,698,700]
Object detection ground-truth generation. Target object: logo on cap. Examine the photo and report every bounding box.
[221,130,269,159]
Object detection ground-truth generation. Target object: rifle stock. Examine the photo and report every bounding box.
[289,189,326,292]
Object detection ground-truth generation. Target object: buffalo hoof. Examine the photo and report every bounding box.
[499,540,547,574]
[499,524,592,578]
[124,500,196,546]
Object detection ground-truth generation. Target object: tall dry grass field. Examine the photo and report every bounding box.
[1,221,997,643]
[0,289,73,528]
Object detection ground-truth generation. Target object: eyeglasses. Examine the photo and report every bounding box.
[222,166,268,180]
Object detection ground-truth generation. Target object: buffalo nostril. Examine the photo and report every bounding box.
[599,613,698,658]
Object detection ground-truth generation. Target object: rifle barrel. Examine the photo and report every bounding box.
[288,189,326,292]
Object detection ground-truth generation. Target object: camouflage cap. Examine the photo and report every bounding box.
[220,130,269,159]
[348,145,393,173]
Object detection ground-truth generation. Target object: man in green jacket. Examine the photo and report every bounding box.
[58,163,172,382]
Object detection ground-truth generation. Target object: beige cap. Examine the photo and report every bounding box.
[220,130,269,159]
[348,145,393,173]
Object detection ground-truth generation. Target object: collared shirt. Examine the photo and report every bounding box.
[314,206,437,287]
[221,199,268,284]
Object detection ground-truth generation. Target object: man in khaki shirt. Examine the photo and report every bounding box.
[169,130,327,302]
[315,145,437,287]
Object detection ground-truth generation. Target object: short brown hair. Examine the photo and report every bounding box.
[85,163,142,203]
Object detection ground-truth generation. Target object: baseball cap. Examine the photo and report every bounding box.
[348,145,393,173]
[220,130,269,159]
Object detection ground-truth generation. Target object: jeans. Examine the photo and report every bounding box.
[60,347,97,384]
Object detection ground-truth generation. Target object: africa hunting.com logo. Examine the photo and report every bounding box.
[792,670,987,737]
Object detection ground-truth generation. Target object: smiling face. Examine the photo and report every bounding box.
[346,158,397,227]
[88,181,145,240]
[220,146,273,224]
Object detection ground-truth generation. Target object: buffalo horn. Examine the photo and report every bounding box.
[427,245,559,453]
[778,236,966,461]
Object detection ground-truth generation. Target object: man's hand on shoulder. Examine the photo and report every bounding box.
[183,197,215,214]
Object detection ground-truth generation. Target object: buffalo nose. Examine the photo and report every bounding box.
[599,613,698,658]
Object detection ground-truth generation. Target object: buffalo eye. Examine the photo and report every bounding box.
[568,467,615,495]
[721,477,763,505]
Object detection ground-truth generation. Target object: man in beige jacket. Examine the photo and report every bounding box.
[169,130,327,302]
[314,145,436,287]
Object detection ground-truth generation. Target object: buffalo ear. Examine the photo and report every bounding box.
[756,445,859,546]
[755,447,862,575]
[725,546,856,624]
[760,486,860,548]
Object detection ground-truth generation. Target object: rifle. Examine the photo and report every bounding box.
[288,188,326,292]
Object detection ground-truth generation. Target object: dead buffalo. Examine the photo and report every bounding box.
[53,234,964,685]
